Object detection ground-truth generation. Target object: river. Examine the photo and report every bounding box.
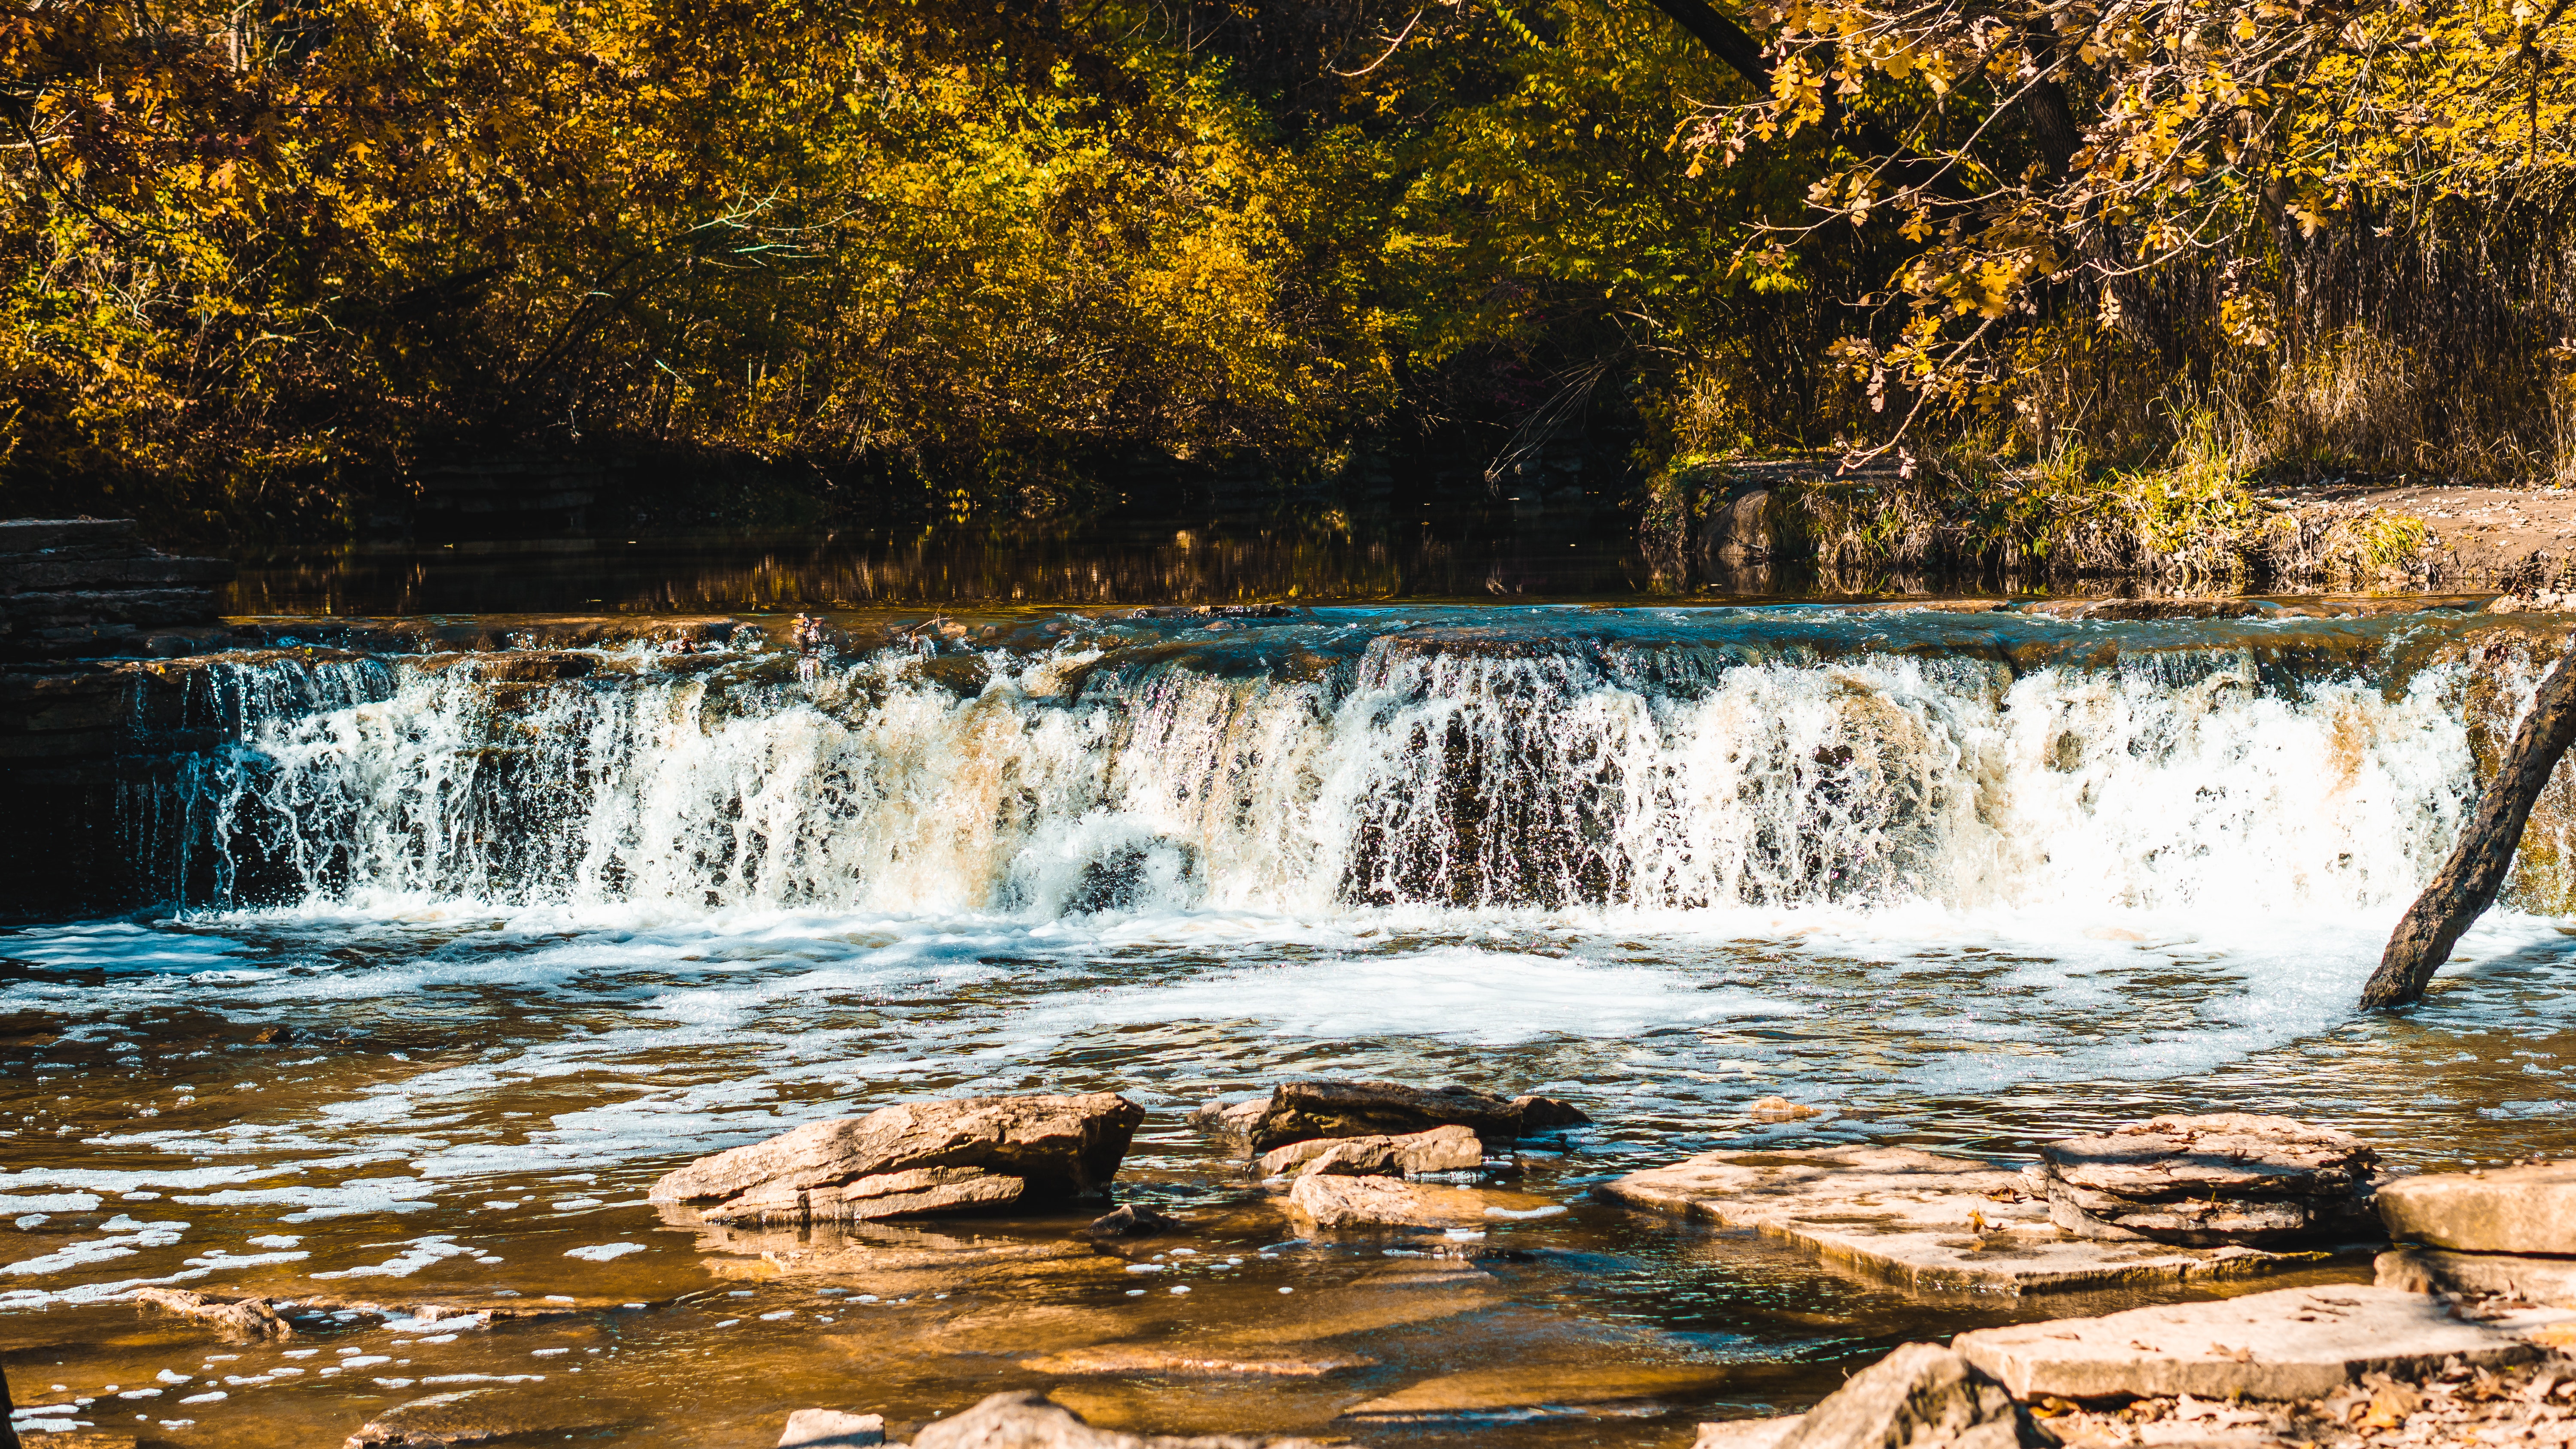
[6,599,2574,1446]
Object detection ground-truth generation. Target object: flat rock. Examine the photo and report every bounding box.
[1599,1146,2314,1294]
[1952,1285,2537,1400]
[649,1093,1142,1224]
[1776,1342,2020,1449]
[2378,1162,2576,1255]
[780,1409,887,1447]
[909,1390,1333,1448]
[1282,1175,1501,1232]
[2036,1115,2379,1248]
[1339,1364,1751,1416]
[2376,1245,2576,1305]
[1255,1125,1484,1179]
[1245,1080,1522,1155]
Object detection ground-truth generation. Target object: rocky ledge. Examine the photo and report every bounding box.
[0,517,232,661]
[1598,1113,2385,1295]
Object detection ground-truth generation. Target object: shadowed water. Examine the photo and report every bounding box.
[6,601,2575,1447]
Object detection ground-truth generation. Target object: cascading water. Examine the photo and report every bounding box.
[161,608,2485,921]
[12,602,2576,1449]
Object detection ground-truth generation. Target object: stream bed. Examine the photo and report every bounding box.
[8,600,2576,1447]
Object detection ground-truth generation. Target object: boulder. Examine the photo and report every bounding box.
[1599,1146,2315,1294]
[1951,1285,2537,1401]
[1775,1343,2022,1449]
[2376,1245,2576,1305]
[648,1093,1143,1224]
[781,1410,887,1448]
[1254,1124,1484,1179]
[1283,1175,1495,1232]
[2033,1114,2380,1248]
[1510,1094,1592,1131]
[909,1390,1332,1449]
[1244,1080,1522,1155]
[2378,1161,2576,1254]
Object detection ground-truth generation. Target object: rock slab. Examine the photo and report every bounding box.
[2378,1162,2576,1255]
[1255,1124,1483,1179]
[1283,1175,1496,1231]
[649,1093,1143,1224]
[1952,1285,2537,1400]
[2376,1245,2576,1305]
[781,1409,887,1448]
[1600,1146,2306,1294]
[1778,1342,2021,1449]
[2035,1114,2380,1248]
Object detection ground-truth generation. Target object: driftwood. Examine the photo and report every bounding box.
[2365,650,2576,1008]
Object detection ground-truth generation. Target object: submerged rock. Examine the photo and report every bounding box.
[908,1390,1332,1448]
[1254,1124,1483,1179]
[1600,1145,2324,1294]
[1340,1364,1756,1418]
[345,1387,634,1447]
[1017,1345,1374,1377]
[1076,1204,1183,1240]
[2034,1113,2381,1248]
[133,1285,294,1340]
[780,1409,887,1448]
[649,1093,1143,1224]
[2378,1161,2576,1254]
[1952,1285,2535,1400]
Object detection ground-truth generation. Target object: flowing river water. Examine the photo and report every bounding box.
[9,600,2576,1447]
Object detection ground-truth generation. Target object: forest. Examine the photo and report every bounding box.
[2,0,2573,543]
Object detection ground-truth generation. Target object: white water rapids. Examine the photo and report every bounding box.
[8,604,2576,1447]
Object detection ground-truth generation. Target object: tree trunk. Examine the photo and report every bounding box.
[2364,649,2576,1009]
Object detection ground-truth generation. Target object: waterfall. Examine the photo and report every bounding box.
[143,610,2508,921]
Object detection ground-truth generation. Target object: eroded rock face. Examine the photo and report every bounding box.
[2035,1113,2380,1247]
[2378,1161,2576,1254]
[1776,1342,2022,1449]
[649,1093,1143,1224]
[1255,1124,1484,1179]
[909,1390,1331,1449]
[1952,1285,2534,1401]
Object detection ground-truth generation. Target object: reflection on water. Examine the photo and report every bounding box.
[224,518,1669,615]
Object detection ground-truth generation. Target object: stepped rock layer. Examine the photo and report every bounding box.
[1599,1145,2319,1294]
[2034,1113,2381,1247]
[649,1093,1142,1225]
